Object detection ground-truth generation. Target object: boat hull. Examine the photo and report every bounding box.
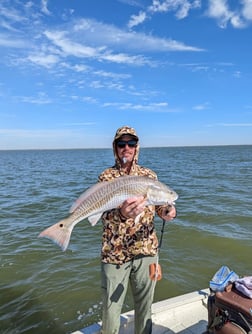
[72,289,209,334]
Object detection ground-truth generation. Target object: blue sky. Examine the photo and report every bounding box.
[1,0,252,149]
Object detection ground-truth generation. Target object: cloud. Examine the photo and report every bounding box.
[58,122,96,126]
[193,102,210,110]
[102,101,177,112]
[233,70,241,78]
[149,0,201,19]
[128,0,201,28]
[206,0,251,28]
[72,18,202,52]
[0,34,27,47]
[220,123,252,127]
[206,0,235,28]
[242,0,252,20]
[0,128,72,148]
[128,11,147,29]
[126,0,252,29]
[0,3,27,24]
[0,128,99,149]
[44,19,202,60]
[27,53,60,68]
[93,70,131,79]
[41,0,51,15]
[44,30,99,58]
[61,62,90,72]
[1,1,203,72]
[207,123,252,127]
[19,18,200,72]
[17,92,52,104]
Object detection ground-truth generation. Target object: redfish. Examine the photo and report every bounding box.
[39,176,178,251]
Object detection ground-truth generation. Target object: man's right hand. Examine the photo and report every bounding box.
[119,196,146,219]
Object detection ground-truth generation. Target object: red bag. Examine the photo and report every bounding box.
[207,284,252,333]
[214,321,247,333]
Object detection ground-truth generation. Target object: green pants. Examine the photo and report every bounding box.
[101,255,157,334]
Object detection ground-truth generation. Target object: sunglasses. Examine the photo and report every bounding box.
[116,140,138,148]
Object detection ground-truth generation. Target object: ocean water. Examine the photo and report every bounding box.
[0,146,252,334]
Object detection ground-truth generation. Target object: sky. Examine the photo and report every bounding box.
[1,0,252,150]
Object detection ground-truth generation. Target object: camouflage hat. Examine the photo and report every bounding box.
[114,126,139,141]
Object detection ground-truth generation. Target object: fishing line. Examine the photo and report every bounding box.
[159,218,166,249]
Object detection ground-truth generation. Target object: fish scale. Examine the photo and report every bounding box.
[39,175,178,251]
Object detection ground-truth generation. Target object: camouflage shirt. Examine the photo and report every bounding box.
[98,126,165,265]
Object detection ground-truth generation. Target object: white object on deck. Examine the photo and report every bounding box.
[72,288,209,334]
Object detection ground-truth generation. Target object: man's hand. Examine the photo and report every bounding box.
[119,196,146,219]
[160,204,177,221]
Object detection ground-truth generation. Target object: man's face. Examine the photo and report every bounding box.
[116,135,137,163]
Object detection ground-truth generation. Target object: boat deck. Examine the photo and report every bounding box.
[72,289,209,334]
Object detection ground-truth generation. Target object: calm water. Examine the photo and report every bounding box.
[0,146,252,334]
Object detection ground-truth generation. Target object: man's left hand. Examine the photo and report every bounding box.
[160,204,177,221]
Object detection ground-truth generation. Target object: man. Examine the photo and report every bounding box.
[98,126,176,334]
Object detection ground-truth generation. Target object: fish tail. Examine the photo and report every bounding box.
[38,218,73,251]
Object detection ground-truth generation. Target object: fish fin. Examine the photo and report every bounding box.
[38,218,73,251]
[88,213,102,226]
